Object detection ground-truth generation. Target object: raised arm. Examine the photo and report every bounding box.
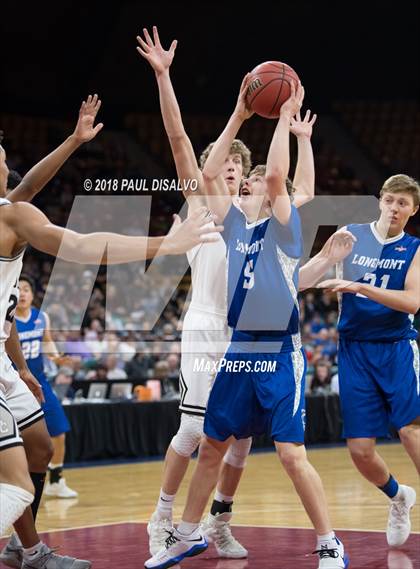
[317,246,420,314]
[7,95,103,203]
[265,82,304,225]
[8,202,222,263]
[298,229,356,290]
[290,109,317,208]
[202,75,253,220]
[137,27,204,209]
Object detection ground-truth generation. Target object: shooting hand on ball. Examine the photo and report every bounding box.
[234,74,254,121]
[136,25,177,76]
[281,81,305,119]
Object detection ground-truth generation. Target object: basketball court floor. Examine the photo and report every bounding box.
[1,444,419,568]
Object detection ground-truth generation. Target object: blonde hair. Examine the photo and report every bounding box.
[248,164,295,196]
[199,139,251,176]
[380,174,420,207]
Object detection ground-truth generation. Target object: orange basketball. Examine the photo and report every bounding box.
[246,61,300,119]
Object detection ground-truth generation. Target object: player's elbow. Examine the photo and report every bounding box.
[265,169,287,187]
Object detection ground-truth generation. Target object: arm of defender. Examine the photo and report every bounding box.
[290,110,317,208]
[10,202,223,263]
[7,95,103,203]
[298,229,356,290]
[266,82,304,225]
[136,26,205,209]
[317,246,420,314]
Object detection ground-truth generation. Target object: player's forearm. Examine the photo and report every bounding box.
[299,254,335,290]
[266,112,291,187]
[57,232,173,264]
[202,113,243,181]
[156,71,186,140]
[356,284,419,314]
[7,135,82,203]
[5,321,28,371]
[293,136,315,207]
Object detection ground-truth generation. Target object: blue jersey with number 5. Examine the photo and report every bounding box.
[222,204,302,347]
[15,308,48,381]
[338,222,419,341]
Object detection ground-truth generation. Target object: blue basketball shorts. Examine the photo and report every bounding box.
[338,338,420,438]
[204,346,307,443]
[40,379,70,437]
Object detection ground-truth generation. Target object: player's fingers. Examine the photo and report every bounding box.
[92,94,98,106]
[87,94,92,106]
[152,25,161,47]
[309,113,317,126]
[170,39,178,53]
[304,109,310,122]
[93,123,104,135]
[143,27,154,47]
[94,99,102,113]
[136,46,149,59]
[137,35,151,52]
[172,213,181,225]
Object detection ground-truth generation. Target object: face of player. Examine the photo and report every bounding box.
[379,191,419,234]
[239,174,270,220]
[221,153,243,195]
[0,147,9,198]
[18,281,34,310]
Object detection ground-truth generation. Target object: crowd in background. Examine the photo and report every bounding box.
[3,104,419,401]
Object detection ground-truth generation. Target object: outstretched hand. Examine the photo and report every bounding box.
[317,278,360,294]
[136,26,177,75]
[73,94,104,143]
[290,109,317,138]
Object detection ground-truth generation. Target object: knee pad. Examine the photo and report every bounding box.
[0,483,33,536]
[170,414,204,458]
[223,437,252,469]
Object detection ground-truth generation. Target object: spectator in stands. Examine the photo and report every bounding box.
[310,360,334,396]
[153,361,179,400]
[106,355,128,380]
[125,353,150,384]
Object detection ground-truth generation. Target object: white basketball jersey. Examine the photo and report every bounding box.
[187,232,227,317]
[0,198,24,346]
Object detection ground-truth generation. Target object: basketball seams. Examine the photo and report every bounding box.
[269,63,286,117]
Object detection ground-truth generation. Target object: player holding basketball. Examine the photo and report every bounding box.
[136,26,317,560]
[318,174,419,547]
[144,76,348,568]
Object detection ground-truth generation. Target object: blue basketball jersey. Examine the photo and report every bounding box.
[222,204,302,349]
[338,222,419,341]
[15,308,48,381]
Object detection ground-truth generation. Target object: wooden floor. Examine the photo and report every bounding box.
[36,443,419,534]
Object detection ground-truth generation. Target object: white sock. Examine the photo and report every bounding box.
[214,489,234,503]
[156,489,175,519]
[0,484,33,537]
[23,541,43,559]
[177,521,199,536]
[393,485,406,501]
[317,531,336,549]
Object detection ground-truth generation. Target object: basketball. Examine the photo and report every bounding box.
[246,61,300,119]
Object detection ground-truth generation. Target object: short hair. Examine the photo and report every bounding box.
[248,164,295,197]
[7,170,23,190]
[199,139,252,176]
[19,274,36,292]
[380,174,420,208]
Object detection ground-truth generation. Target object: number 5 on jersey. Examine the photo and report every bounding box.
[243,259,255,290]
